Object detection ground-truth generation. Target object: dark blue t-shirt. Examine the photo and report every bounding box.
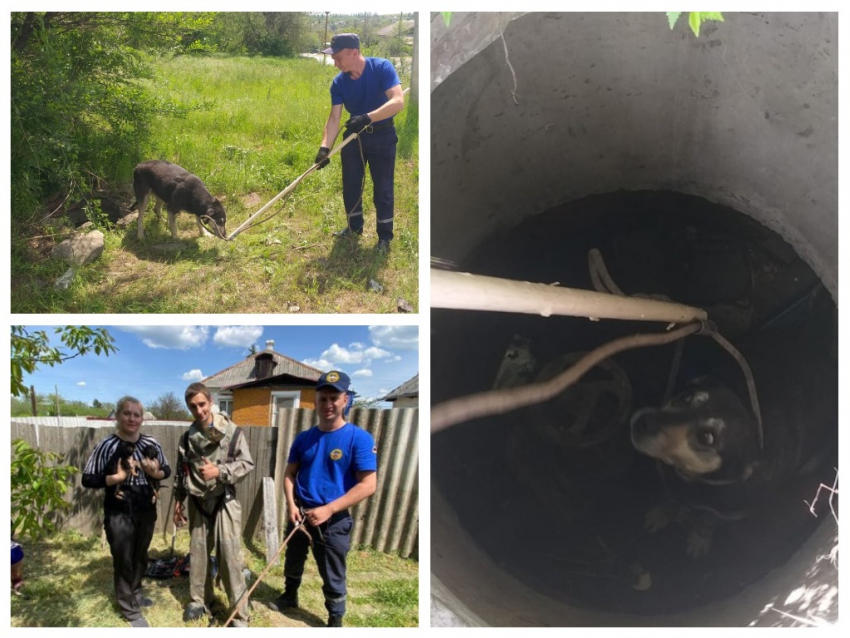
[288,423,378,508]
[330,57,401,119]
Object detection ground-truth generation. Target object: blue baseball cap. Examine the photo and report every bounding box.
[322,33,361,55]
[316,370,351,392]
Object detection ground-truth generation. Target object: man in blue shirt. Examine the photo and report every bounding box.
[314,33,405,254]
[270,370,378,627]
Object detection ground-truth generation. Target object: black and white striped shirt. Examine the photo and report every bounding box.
[82,433,171,513]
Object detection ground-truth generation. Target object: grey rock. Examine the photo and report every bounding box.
[55,268,75,290]
[116,211,139,228]
[51,231,104,266]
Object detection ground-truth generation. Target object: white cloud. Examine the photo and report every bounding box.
[181,369,204,382]
[369,325,419,350]
[213,326,264,348]
[322,343,363,364]
[363,346,392,360]
[389,355,402,362]
[303,358,334,371]
[77,381,86,386]
[316,343,393,366]
[352,369,373,378]
[120,326,209,350]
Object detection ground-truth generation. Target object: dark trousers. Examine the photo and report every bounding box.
[104,509,157,621]
[340,126,397,241]
[283,512,353,617]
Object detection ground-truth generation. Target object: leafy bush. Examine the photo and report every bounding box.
[11,439,79,541]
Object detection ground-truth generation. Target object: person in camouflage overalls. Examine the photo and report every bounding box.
[174,382,254,626]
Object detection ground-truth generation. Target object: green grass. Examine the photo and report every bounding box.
[11,54,418,313]
[11,528,419,627]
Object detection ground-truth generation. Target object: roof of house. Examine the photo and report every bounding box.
[203,350,324,390]
[381,374,419,401]
[375,20,414,37]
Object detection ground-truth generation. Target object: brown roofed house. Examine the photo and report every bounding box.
[203,340,324,426]
[380,374,419,408]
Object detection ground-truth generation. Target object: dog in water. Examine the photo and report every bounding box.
[131,160,227,241]
[630,356,834,558]
[106,440,139,500]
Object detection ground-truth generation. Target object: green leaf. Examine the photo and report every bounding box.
[667,12,682,30]
[688,12,702,37]
[441,12,452,28]
[700,12,725,23]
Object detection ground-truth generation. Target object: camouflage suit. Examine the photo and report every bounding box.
[175,412,254,623]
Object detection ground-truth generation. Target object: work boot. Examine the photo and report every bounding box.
[129,617,150,628]
[375,239,391,254]
[183,602,207,622]
[136,595,154,608]
[269,591,299,612]
[327,615,343,627]
[334,227,362,238]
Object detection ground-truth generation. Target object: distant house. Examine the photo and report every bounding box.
[381,374,419,408]
[375,20,414,38]
[203,340,324,427]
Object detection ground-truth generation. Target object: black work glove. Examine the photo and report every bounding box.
[314,146,330,169]
[344,114,372,133]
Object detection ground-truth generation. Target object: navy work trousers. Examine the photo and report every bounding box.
[283,512,353,617]
[104,508,157,621]
[340,126,397,241]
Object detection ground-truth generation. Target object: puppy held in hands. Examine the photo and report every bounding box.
[107,440,139,500]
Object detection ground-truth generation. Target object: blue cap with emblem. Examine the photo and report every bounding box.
[321,33,361,55]
[316,370,351,392]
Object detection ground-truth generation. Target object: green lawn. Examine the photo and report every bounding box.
[11,528,419,627]
[11,54,419,314]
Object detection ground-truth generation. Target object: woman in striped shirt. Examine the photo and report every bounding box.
[82,396,171,627]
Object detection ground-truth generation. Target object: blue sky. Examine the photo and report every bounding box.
[18,325,418,408]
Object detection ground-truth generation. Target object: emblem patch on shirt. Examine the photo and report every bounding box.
[330,448,343,460]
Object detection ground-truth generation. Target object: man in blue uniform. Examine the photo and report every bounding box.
[314,33,405,254]
[270,370,378,627]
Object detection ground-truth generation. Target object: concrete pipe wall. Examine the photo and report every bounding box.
[430,12,837,627]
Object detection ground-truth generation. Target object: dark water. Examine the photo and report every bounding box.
[432,190,837,615]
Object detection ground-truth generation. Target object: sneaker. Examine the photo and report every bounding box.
[327,615,343,627]
[137,596,154,608]
[269,591,299,612]
[129,617,150,628]
[183,602,207,621]
[334,227,362,238]
[375,239,391,254]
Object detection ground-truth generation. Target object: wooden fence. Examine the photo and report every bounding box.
[10,407,418,559]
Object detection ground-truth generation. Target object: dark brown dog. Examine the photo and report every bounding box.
[106,440,138,500]
[142,445,161,504]
[132,160,226,240]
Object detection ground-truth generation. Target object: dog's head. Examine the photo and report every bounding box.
[116,440,137,459]
[630,379,760,483]
[142,445,158,460]
[203,200,227,237]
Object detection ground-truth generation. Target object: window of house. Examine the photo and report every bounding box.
[270,391,301,427]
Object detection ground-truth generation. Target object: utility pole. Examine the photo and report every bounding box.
[30,385,37,416]
[55,384,61,418]
[323,11,329,65]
